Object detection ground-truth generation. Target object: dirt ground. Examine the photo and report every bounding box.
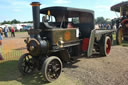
[2,32,128,85]
[63,46,128,85]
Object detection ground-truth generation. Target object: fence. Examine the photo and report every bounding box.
[0,36,27,63]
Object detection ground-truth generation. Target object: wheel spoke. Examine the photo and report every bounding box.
[47,59,61,80]
[55,68,60,72]
[42,57,62,82]
[54,72,59,78]
[24,65,28,72]
[24,57,27,63]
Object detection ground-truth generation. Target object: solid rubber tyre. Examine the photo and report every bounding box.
[18,53,35,75]
[42,56,62,82]
[100,36,111,56]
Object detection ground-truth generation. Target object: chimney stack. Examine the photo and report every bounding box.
[31,2,41,29]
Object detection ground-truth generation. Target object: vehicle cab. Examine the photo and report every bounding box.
[40,7,94,39]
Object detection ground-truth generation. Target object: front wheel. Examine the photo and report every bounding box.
[100,36,111,56]
[42,56,62,82]
[18,53,35,75]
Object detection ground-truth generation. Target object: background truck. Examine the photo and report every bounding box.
[111,1,128,44]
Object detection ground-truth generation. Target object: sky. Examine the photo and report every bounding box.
[0,0,127,22]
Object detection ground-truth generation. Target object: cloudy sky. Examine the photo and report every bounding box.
[0,0,127,22]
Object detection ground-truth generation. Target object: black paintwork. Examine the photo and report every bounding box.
[40,6,94,16]
[111,1,128,12]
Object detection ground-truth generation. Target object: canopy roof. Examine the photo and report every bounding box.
[40,6,94,17]
[111,1,128,12]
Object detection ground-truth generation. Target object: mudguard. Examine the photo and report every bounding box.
[87,29,96,57]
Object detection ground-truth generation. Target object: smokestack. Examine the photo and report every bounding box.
[31,2,41,29]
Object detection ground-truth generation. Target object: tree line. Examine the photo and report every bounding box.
[0,19,33,25]
[95,17,111,24]
[0,17,111,25]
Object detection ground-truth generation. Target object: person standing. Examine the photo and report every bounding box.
[11,26,15,37]
[4,25,9,38]
[0,27,3,60]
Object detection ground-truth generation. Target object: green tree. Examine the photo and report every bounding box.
[1,19,21,25]
[11,19,20,24]
[1,21,9,25]
[23,21,33,23]
[96,17,105,24]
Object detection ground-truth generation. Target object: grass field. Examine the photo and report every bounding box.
[0,60,76,85]
[0,50,76,85]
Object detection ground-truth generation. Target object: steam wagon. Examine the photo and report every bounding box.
[111,1,128,44]
[18,2,114,82]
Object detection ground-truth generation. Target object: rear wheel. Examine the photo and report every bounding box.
[42,56,62,82]
[116,27,123,44]
[100,36,111,56]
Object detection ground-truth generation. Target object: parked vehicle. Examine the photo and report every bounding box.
[0,25,5,29]
[23,25,33,31]
[18,2,114,82]
[111,1,128,44]
[12,24,23,31]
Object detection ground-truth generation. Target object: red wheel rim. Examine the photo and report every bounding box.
[106,38,111,54]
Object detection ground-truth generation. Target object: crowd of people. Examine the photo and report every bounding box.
[98,24,111,29]
[0,26,15,60]
[0,25,15,38]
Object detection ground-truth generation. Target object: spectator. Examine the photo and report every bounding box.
[0,27,3,60]
[101,24,103,29]
[106,24,110,29]
[4,25,9,38]
[0,27,3,36]
[104,24,106,29]
[11,26,15,37]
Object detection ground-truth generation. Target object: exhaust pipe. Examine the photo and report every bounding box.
[31,2,41,29]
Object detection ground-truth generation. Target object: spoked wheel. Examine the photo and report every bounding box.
[116,27,123,44]
[100,36,111,56]
[18,53,35,75]
[42,56,62,82]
